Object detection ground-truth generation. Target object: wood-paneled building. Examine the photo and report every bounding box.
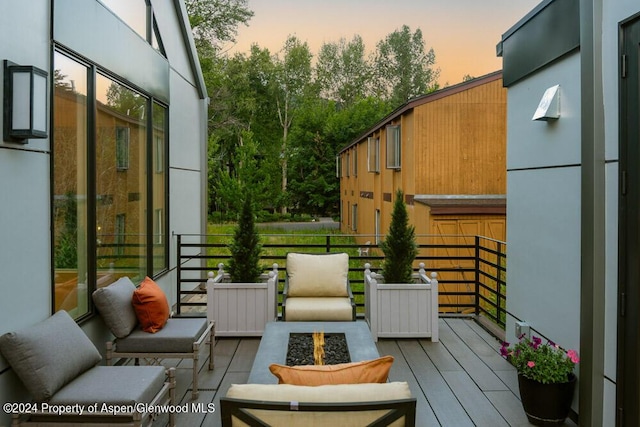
[338,71,507,294]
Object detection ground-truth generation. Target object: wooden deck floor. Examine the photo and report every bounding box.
[167,318,578,427]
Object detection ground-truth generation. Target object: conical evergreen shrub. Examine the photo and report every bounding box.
[380,189,418,283]
[228,194,263,282]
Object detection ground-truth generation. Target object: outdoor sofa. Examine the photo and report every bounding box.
[220,382,416,426]
[0,310,175,427]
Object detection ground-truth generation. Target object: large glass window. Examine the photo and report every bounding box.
[96,73,148,282]
[53,51,168,319]
[99,0,147,41]
[152,102,167,274]
[99,0,165,56]
[52,52,89,318]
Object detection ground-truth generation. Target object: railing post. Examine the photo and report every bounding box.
[475,235,480,317]
[176,233,182,315]
[497,241,504,328]
[325,235,331,253]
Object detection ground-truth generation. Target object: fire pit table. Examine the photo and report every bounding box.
[248,321,380,384]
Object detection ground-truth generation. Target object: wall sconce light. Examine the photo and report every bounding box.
[532,84,560,121]
[3,60,48,143]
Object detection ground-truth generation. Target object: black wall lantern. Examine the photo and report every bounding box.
[3,60,48,143]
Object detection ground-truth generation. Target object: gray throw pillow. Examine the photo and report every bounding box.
[0,310,102,402]
[92,277,138,338]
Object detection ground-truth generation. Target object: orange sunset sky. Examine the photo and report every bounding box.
[227,0,542,86]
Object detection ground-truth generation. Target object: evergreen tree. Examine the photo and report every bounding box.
[228,194,263,282]
[380,190,418,283]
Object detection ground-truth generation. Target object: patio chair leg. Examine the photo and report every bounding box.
[192,342,199,399]
[168,368,176,427]
[106,341,113,366]
[208,321,215,370]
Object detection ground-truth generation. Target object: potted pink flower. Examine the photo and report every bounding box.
[501,335,579,426]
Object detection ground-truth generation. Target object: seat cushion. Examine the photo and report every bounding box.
[269,355,394,385]
[92,277,138,338]
[284,297,353,321]
[227,381,411,402]
[0,310,101,402]
[116,317,208,353]
[286,253,349,297]
[49,366,166,406]
[132,277,170,333]
[225,382,412,427]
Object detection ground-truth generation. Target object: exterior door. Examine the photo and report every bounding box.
[618,15,640,427]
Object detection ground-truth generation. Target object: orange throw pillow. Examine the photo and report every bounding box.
[131,277,170,333]
[269,355,394,385]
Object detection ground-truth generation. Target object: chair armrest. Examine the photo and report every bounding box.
[347,279,356,321]
[282,276,290,320]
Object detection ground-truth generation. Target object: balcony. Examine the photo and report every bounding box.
[162,317,575,426]
[168,234,576,426]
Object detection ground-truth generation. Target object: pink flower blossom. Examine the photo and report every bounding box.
[527,361,535,368]
[567,349,580,364]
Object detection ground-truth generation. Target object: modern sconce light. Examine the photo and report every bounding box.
[532,84,560,121]
[3,60,48,143]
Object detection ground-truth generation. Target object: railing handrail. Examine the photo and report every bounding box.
[175,233,507,330]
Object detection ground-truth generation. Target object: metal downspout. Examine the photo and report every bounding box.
[579,0,606,425]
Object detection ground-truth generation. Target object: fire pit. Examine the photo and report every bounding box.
[248,322,380,384]
[286,333,351,366]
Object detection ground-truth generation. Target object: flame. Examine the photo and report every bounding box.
[313,330,325,365]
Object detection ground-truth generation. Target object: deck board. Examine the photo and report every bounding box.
[397,340,474,427]
[152,318,579,426]
[377,340,441,426]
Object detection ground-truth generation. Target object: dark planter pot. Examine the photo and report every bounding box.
[517,373,577,426]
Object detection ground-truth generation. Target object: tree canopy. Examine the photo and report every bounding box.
[187,8,441,219]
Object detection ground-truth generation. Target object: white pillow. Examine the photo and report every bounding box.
[286,253,349,297]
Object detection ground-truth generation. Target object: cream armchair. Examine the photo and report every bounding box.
[282,252,356,321]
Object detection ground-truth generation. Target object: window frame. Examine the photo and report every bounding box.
[386,125,401,169]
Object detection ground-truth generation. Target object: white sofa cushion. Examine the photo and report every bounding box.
[284,297,353,321]
[226,382,412,427]
[286,253,349,297]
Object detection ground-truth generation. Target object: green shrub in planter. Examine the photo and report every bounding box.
[380,189,418,283]
[228,194,263,283]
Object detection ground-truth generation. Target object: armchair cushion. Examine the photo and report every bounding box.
[283,297,354,321]
[132,277,170,333]
[115,317,208,353]
[92,277,138,338]
[269,355,394,385]
[0,310,101,402]
[286,252,349,297]
[48,366,166,406]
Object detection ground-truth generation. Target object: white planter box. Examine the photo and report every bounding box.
[364,263,439,342]
[206,264,278,337]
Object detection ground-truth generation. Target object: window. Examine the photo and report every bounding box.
[52,53,89,318]
[115,214,126,257]
[152,103,167,274]
[386,125,401,169]
[375,209,381,244]
[368,137,380,172]
[53,51,169,319]
[336,156,341,178]
[115,126,130,170]
[346,152,350,177]
[353,149,358,176]
[352,204,358,231]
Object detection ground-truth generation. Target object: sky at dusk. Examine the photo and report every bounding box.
[226,0,542,86]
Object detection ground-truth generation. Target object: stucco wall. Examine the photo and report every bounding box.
[0,0,207,420]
